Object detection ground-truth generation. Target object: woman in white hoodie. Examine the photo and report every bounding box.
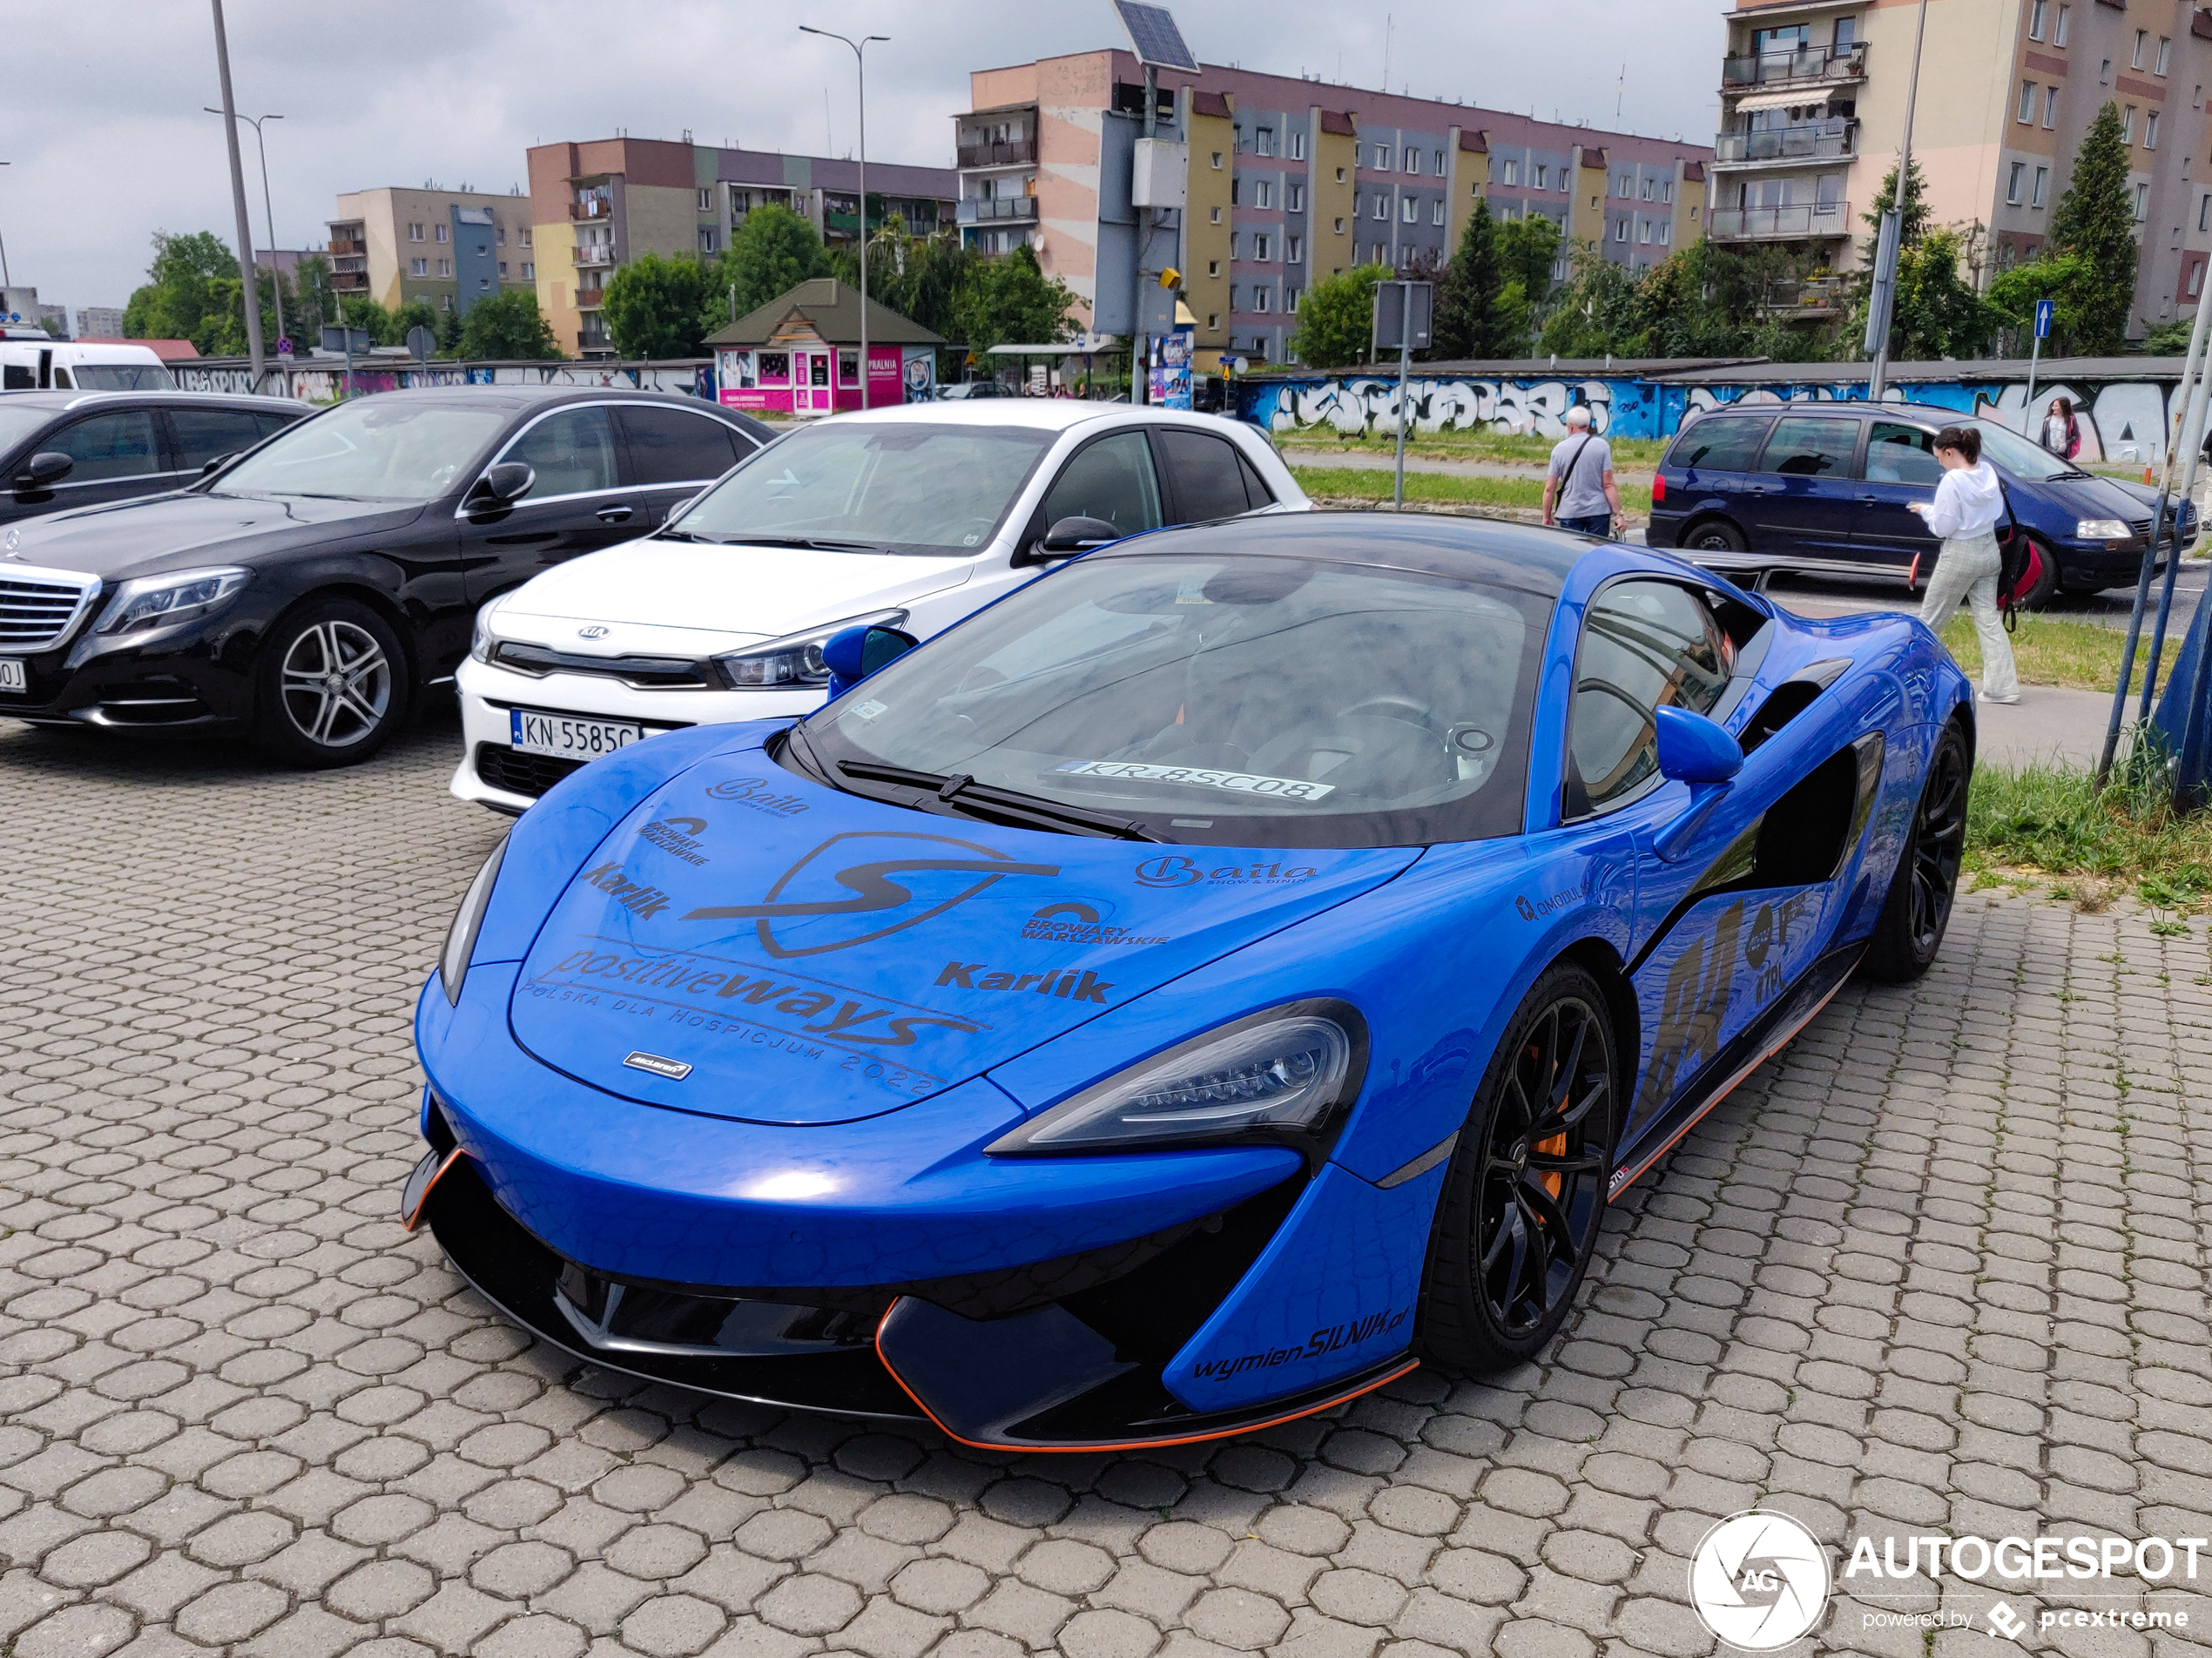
[1908,425,2020,704]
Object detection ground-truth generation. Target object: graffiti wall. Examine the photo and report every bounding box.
[1237,365,2200,464]
[170,359,718,403]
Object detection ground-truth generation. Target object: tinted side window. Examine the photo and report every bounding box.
[49,411,161,482]
[254,412,304,441]
[619,405,741,486]
[1157,428,1254,522]
[1865,421,1943,486]
[1567,581,1732,817]
[501,407,617,497]
[1236,447,1275,506]
[1759,415,1860,477]
[1039,431,1164,537]
[170,408,272,471]
[1669,417,1773,473]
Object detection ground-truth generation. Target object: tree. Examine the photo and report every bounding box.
[455,290,563,360]
[716,205,831,322]
[1495,213,1562,316]
[948,242,1077,356]
[389,299,440,351]
[289,254,335,346]
[122,231,247,354]
[2048,102,2138,352]
[1430,199,1502,361]
[1986,251,2101,357]
[1859,158,1932,257]
[853,223,974,343]
[603,253,708,358]
[1885,228,2000,359]
[1286,261,1392,368]
[337,296,395,344]
[1537,239,1648,358]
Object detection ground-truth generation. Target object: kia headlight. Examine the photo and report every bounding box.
[438,837,507,1007]
[97,567,250,633]
[2076,518,2131,541]
[988,1001,1366,1156]
[469,602,504,664]
[711,610,907,690]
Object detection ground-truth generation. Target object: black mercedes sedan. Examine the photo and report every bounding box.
[1,390,309,526]
[0,387,769,766]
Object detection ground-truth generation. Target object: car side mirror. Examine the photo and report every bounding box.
[823,624,919,700]
[1036,516,1123,558]
[199,452,237,476]
[15,450,72,491]
[465,462,536,512]
[1652,705,1744,863]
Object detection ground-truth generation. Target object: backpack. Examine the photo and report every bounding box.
[1994,483,2033,630]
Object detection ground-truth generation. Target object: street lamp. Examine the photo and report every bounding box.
[800,26,889,410]
[207,0,266,386]
[0,160,11,293]
[206,108,286,363]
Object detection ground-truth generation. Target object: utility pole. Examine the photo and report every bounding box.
[0,161,11,290]
[207,109,286,383]
[801,27,887,410]
[208,0,266,388]
[1866,0,1929,403]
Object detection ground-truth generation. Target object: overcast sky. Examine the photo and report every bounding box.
[3,0,1724,318]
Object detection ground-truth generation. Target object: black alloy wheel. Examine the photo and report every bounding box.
[1685,518,1747,555]
[1861,720,1970,982]
[1420,963,1617,1372]
[253,596,408,769]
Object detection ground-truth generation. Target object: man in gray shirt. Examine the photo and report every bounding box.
[1543,407,1622,538]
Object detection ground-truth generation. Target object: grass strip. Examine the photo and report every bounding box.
[1939,613,2183,694]
[1281,429,1671,468]
[1968,760,2212,919]
[1289,466,1657,515]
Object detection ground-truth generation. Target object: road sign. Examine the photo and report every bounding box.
[406,325,437,363]
[1372,280,1433,355]
[2034,299,2054,340]
[320,326,372,356]
[276,336,293,359]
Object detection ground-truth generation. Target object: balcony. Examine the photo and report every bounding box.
[328,239,367,259]
[330,271,370,293]
[1712,120,1857,166]
[957,196,1040,225]
[572,244,615,267]
[958,137,1037,168]
[1761,274,1851,316]
[1709,199,1853,240]
[570,197,611,220]
[1722,40,1868,89]
[575,287,605,310]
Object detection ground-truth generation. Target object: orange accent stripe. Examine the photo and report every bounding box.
[872,1298,1419,1453]
[401,1148,466,1233]
[1607,972,1852,1203]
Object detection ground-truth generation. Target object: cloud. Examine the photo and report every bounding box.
[2,0,1721,315]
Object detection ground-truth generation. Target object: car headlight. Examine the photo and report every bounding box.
[96,567,250,633]
[469,603,502,664]
[987,1000,1366,1156]
[711,610,907,690]
[2076,518,2132,541]
[438,837,507,1008]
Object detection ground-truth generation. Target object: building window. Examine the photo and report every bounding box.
[1334,166,1346,183]
[2101,59,2111,84]
[1372,242,1388,264]
[1501,158,1520,185]
[2007,161,2026,205]
[1211,151,1224,169]
[698,187,714,211]
[1660,220,1672,246]
[1207,259,1220,277]
[497,261,508,277]
[1431,200,1444,226]
[1257,127,1274,155]
[1287,234,1303,261]
[1613,219,1629,242]
[1406,149,1420,174]
[2135,181,2150,219]
[520,227,532,247]
[410,257,428,277]
[479,276,491,291]
[522,261,535,279]
[1638,219,1652,243]
[2045,85,2060,127]
[435,222,449,243]
[2029,0,2047,39]
[438,258,453,276]
[1372,193,1388,219]
[1433,150,1446,173]
[1333,216,1345,233]
[2194,259,2206,298]
[1207,313,1220,329]
[1286,286,1300,311]
[2157,35,2172,76]
[2018,79,2036,123]
[2033,166,2049,208]
[2054,4,2068,45]
[1616,172,1630,197]
[1373,144,1392,169]
[1253,286,1271,312]
[1401,196,1418,223]
[1228,285,1238,309]
[496,226,507,246]
[2148,110,2161,148]
[2122,105,2136,143]
[1228,233,1240,259]
[408,223,424,242]
[1231,177,1239,206]
[1290,131,1305,160]
[1287,183,1305,212]
[2134,30,2148,69]
[699,227,718,252]
[441,293,453,311]
[1211,206,1223,224]
[1533,163,1549,189]
[1255,233,1271,259]
[1255,180,1272,208]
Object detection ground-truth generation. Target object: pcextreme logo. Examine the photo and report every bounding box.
[1689,1510,1830,1650]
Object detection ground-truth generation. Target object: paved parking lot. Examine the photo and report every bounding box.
[3,715,2209,1658]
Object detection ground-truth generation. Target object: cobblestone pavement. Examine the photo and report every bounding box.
[3,717,2209,1658]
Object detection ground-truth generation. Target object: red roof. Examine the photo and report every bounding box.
[77,337,200,361]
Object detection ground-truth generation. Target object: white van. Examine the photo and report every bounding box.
[1,340,176,393]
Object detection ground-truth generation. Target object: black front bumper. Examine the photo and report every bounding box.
[0,627,258,731]
[414,1150,1413,1451]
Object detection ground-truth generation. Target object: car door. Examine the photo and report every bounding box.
[1664,413,1774,556]
[165,405,282,480]
[1743,413,1863,560]
[16,407,182,516]
[1851,419,1945,576]
[1564,579,1880,1148]
[1024,428,1168,550]
[1152,425,1275,524]
[459,404,641,603]
[613,402,752,529]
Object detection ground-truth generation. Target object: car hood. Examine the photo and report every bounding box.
[0,489,425,578]
[495,538,982,639]
[508,747,1421,1127]
[2037,469,2161,523]
[2103,475,2197,522]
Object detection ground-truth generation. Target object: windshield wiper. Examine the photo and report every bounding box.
[741,535,886,552]
[651,526,730,543]
[835,758,1160,841]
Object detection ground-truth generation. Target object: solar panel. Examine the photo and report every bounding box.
[1114,0,1199,72]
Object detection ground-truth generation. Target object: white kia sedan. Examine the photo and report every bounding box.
[451,401,1307,812]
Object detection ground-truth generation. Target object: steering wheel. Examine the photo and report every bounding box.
[1339,694,1437,731]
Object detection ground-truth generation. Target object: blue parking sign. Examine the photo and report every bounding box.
[2034,299,2054,340]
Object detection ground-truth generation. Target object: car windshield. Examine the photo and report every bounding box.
[1961,416,2078,482]
[214,399,511,501]
[0,405,51,456]
[70,365,177,392]
[672,420,1054,553]
[796,549,1550,848]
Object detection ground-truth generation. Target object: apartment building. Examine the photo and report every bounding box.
[326,187,538,319]
[75,307,125,340]
[526,138,957,358]
[956,51,1712,367]
[1716,0,2212,332]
